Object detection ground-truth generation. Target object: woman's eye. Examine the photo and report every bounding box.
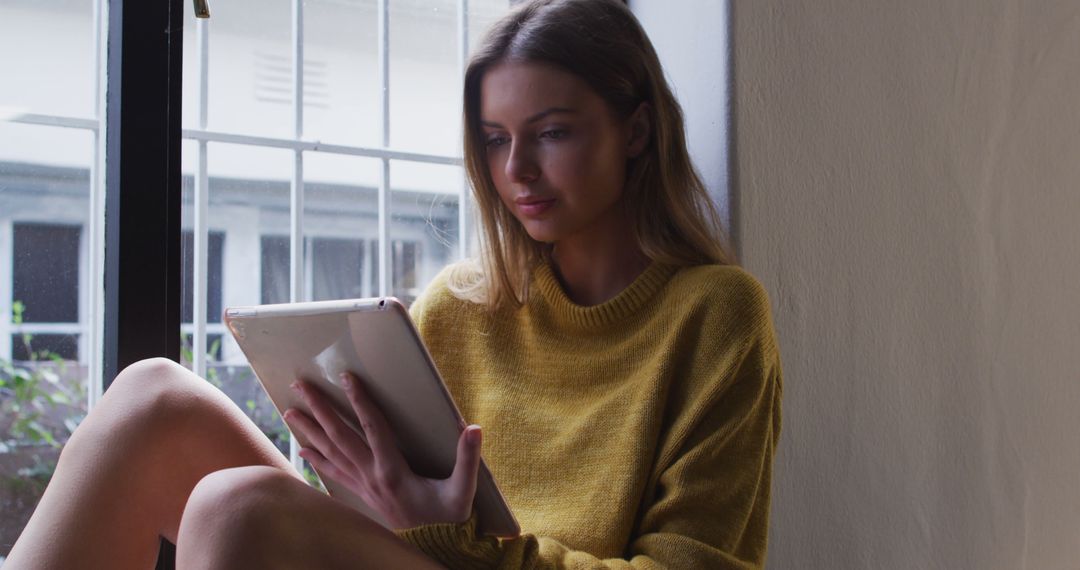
[485,136,509,148]
[540,129,568,140]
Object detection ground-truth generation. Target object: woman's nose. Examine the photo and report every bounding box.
[505,142,540,183]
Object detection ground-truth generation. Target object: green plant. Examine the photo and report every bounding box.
[0,301,85,455]
[180,333,223,388]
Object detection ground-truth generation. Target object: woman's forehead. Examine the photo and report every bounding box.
[479,61,604,124]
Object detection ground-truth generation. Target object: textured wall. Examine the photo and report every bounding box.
[732,2,1080,568]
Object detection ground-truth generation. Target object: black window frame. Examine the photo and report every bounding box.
[103,1,185,566]
[103,0,184,384]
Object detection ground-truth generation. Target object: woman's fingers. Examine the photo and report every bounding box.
[297,445,353,487]
[288,381,374,472]
[281,407,361,477]
[446,425,483,521]
[340,373,407,478]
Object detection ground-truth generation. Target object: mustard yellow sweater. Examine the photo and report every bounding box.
[399,261,783,569]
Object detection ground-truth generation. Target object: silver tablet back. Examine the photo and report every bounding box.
[224,297,519,537]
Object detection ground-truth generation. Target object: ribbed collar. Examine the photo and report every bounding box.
[532,260,679,330]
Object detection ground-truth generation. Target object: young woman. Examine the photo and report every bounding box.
[7,0,783,568]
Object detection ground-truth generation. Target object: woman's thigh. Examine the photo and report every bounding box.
[177,465,445,569]
[9,357,301,569]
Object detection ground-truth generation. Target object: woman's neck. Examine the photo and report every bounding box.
[549,220,651,307]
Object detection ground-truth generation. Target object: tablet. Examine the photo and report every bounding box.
[223,297,520,538]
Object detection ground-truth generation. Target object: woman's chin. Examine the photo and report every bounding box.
[526,233,557,245]
[519,221,561,244]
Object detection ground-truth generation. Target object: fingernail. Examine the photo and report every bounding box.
[339,373,353,391]
[467,425,482,446]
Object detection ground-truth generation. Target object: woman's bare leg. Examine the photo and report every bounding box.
[175,465,444,569]
[7,358,448,569]
[4,357,297,569]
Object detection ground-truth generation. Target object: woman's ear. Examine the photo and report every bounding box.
[626,102,652,159]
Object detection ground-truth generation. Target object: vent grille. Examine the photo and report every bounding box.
[253,52,330,108]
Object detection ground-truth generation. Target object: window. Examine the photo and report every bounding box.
[261,235,290,305]
[0,0,515,558]
[181,230,224,363]
[0,0,105,557]
[179,0,514,472]
[311,237,366,301]
[11,223,82,361]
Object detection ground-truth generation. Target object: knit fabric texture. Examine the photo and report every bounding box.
[397,260,784,569]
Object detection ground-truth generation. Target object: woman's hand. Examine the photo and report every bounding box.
[281,372,483,529]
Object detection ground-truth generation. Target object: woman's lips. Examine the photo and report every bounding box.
[516,198,556,217]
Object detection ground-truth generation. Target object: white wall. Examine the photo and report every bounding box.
[631,1,732,240]
[733,1,1080,568]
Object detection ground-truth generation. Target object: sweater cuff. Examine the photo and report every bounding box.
[395,511,504,570]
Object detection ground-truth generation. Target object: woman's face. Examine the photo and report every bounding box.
[480,61,642,246]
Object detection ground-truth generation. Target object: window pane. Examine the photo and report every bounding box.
[303,0,381,148]
[180,333,224,364]
[0,121,95,556]
[182,0,293,138]
[207,141,293,316]
[260,235,290,305]
[0,0,96,119]
[391,160,462,305]
[12,333,79,361]
[181,231,225,324]
[311,238,366,301]
[390,0,462,155]
[13,224,81,324]
[0,123,94,365]
[468,0,512,54]
[179,142,294,455]
[304,152,381,301]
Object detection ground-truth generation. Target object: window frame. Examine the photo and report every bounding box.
[102,0,185,387]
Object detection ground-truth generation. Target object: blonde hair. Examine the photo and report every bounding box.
[449,0,735,310]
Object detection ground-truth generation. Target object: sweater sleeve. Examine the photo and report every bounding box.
[395,323,784,570]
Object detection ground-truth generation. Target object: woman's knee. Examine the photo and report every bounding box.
[108,357,217,422]
[110,357,196,400]
[64,358,213,455]
[177,466,302,566]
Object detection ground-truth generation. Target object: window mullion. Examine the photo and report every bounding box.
[193,17,210,379]
[87,0,107,409]
[289,0,306,472]
[181,129,461,165]
[377,0,390,297]
[0,220,11,362]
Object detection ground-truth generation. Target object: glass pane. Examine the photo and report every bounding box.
[13,224,81,323]
[304,152,381,301]
[390,160,462,306]
[181,5,200,131]
[390,0,462,155]
[0,122,94,558]
[468,0,512,54]
[179,142,294,455]
[303,0,381,148]
[12,333,79,361]
[0,0,96,119]
[181,0,294,138]
[261,235,290,305]
[181,231,225,324]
